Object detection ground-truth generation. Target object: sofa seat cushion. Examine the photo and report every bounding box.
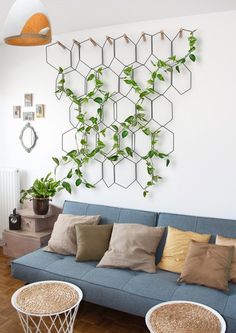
[12,248,236,323]
[123,270,179,301]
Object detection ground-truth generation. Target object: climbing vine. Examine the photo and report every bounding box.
[53,31,197,196]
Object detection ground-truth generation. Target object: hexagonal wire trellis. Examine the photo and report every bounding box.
[46,29,194,190]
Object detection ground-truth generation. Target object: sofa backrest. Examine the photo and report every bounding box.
[63,201,236,262]
[63,200,158,227]
[156,212,236,261]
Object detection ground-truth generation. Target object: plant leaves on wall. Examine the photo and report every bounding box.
[49,29,197,197]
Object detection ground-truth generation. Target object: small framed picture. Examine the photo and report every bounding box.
[13,106,21,118]
[36,104,45,118]
[24,93,33,107]
[23,112,34,121]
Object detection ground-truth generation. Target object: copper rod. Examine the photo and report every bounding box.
[89,38,97,46]
[57,41,66,49]
[123,33,129,43]
[106,36,113,45]
[141,32,147,42]
[73,39,80,47]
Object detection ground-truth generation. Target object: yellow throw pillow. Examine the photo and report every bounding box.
[216,234,236,283]
[158,226,211,273]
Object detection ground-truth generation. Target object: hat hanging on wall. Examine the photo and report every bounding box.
[3,0,52,46]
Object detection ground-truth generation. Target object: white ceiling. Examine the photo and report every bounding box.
[1,0,236,41]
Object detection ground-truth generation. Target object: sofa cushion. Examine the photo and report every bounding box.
[178,241,234,291]
[97,224,164,273]
[216,234,236,283]
[75,224,113,261]
[11,248,236,325]
[158,226,211,273]
[62,201,158,227]
[45,214,100,255]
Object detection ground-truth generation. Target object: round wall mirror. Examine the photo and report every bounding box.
[19,122,38,153]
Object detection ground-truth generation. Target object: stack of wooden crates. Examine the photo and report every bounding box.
[3,206,60,258]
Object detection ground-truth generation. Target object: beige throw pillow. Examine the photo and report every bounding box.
[216,234,236,283]
[75,224,113,261]
[44,214,100,255]
[178,240,234,291]
[97,223,164,273]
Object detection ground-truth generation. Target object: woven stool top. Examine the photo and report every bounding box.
[149,302,222,333]
[16,282,80,315]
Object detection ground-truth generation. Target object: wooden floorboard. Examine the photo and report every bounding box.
[0,248,148,332]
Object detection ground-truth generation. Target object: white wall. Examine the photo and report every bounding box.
[0,10,236,219]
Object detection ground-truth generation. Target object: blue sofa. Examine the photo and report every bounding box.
[12,201,236,332]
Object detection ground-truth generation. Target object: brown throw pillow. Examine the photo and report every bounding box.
[44,214,100,255]
[216,234,236,283]
[75,224,113,261]
[178,240,234,291]
[97,223,164,273]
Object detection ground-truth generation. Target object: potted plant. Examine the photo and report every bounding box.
[20,173,63,215]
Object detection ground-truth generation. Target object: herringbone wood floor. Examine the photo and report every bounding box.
[0,248,148,333]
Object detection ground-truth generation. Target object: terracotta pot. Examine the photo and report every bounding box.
[33,197,49,215]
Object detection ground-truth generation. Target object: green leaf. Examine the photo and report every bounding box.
[67,169,73,179]
[142,128,151,136]
[189,54,196,62]
[94,97,103,104]
[95,79,103,87]
[59,67,64,74]
[122,130,129,138]
[62,182,72,194]
[97,108,103,118]
[75,178,82,186]
[168,55,176,61]
[140,91,150,98]
[97,67,103,75]
[98,140,106,149]
[113,133,119,142]
[125,115,134,124]
[143,191,148,197]
[112,124,119,131]
[85,183,95,189]
[125,147,133,157]
[123,67,133,76]
[80,139,87,145]
[65,88,73,96]
[166,159,170,167]
[52,157,59,166]
[89,116,97,124]
[87,73,95,81]
[100,128,106,137]
[109,155,119,162]
[176,65,180,73]
[157,73,165,81]
[148,150,156,158]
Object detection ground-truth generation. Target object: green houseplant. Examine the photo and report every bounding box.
[20,173,63,215]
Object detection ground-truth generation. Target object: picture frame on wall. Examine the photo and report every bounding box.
[36,104,45,118]
[13,105,21,118]
[24,93,33,107]
[23,112,34,121]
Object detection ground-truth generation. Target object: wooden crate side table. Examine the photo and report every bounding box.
[3,205,61,258]
[3,229,52,258]
[17,206,60,232]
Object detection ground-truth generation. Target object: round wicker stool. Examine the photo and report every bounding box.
[11,280,83,333]
[145,301,226,333]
